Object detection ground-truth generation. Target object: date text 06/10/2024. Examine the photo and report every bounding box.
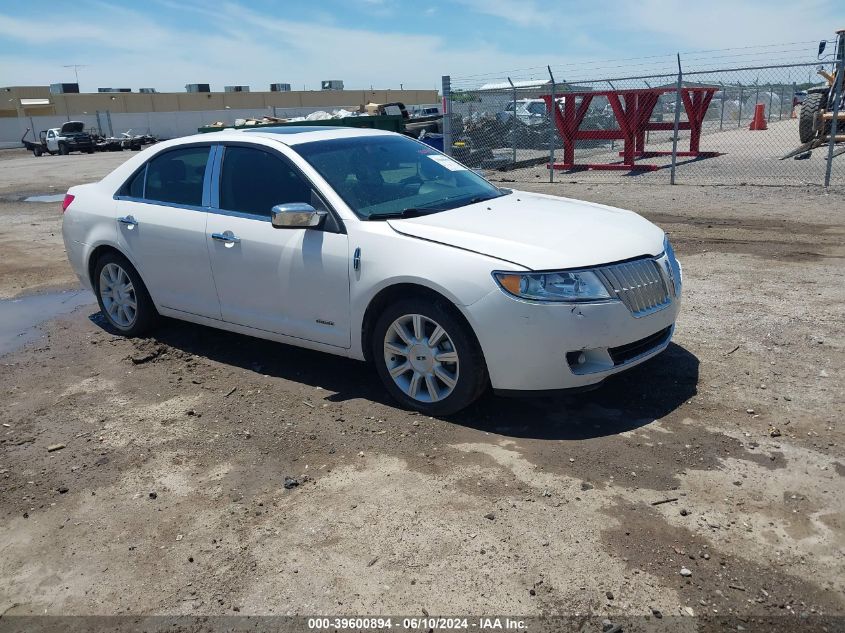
[307,617,527,630]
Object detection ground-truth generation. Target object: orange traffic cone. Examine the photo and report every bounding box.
[749,103,767,130]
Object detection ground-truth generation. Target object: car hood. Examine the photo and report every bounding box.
[60,121,85,134]
[386,190,665,270]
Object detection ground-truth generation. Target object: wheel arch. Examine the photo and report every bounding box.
[360,282,481,364]
[86,244,146,292]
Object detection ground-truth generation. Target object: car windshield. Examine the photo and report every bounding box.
[294,135,506,219]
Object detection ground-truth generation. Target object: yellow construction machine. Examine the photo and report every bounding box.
[798,28,844,144]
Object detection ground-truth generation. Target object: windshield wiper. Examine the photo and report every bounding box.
[367,207,445,220]
[444,192,507,210]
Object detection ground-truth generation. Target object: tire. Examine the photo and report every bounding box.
[372,297,488,415]
[93,252,157,337]
[86,149,94,154]
[33,146,42,157]
[58,142,69,155]
[799,92,826,144]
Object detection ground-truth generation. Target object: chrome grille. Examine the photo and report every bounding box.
[595,257,671,317]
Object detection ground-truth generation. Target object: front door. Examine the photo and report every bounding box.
[205,144,351,348]
[45,130,58,153]
[116,144,221,319]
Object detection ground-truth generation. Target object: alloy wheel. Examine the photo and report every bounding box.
[99,262,138,328]
[383,313,459,403]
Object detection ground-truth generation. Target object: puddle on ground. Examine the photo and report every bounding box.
[0,290,95,357]
[23,194,66,203]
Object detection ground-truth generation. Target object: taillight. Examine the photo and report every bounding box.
[61,194,75,213]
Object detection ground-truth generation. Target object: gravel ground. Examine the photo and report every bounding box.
[0,149,843,632]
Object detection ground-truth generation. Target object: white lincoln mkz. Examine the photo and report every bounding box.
[62,127,682,414]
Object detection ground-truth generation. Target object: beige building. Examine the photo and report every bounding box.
[0,86,440,118]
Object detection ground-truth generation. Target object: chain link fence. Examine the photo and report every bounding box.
[443,60,844,187]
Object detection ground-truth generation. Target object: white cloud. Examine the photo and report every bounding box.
[453,0,548,27]
[0,0,837,91]
[620,0,835,50]
[0,2,581,90]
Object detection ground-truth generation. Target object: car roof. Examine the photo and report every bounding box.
[195,126,396,147]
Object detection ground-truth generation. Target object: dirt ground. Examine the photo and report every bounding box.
[0,148,843,631]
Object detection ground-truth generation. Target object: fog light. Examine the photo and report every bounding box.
[566,351,587,367]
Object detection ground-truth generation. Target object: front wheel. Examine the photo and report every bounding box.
[799,92,827,144]
[372,298,487,415]
[93,252,157,336]
[58,143,69,155]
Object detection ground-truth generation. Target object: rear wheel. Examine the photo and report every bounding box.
[372,298,487,415]
[93,252,157,336]
[32,146,42,157]
[799,92,827,143]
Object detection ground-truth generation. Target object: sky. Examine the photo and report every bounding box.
[0,0,839,92]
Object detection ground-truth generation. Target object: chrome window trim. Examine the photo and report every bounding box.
[209,207,272,222]
[112,196,208,214]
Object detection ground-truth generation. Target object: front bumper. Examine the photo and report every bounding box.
[463,286,680,392]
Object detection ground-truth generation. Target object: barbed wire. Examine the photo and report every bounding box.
[449,40,828,90]
[450,40,821,81]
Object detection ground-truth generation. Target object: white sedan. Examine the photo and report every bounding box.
[62,127,681,415]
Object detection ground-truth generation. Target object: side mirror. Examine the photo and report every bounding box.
[271,203,326,229]
[818,40,826,58]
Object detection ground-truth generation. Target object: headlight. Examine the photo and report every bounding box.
[663,235,682,296]
[493,270,611,303]
[663,235,676,262]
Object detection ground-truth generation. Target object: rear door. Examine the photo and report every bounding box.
[205,143,351,347]
[115,144,221,318]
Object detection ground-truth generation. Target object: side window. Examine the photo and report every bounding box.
[219,146,311,217]
[144,146,209,206]
[127,167,145,198]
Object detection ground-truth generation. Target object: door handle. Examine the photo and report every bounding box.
[211,231,241,244]
[117,215,137,229]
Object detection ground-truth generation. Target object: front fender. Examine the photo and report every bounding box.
[347,225,526,359]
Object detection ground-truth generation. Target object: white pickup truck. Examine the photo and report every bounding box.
[22,121,95,156]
